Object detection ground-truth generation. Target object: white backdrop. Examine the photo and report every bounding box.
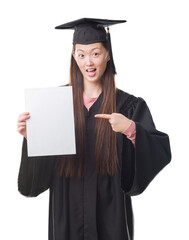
[0,0,188,239]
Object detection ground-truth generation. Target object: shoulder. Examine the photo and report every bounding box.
[116,88,139,115]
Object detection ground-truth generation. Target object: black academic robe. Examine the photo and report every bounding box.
[18,88,171,240]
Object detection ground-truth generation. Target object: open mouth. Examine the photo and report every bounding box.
[86,68,97,77]
[86,68,96,72]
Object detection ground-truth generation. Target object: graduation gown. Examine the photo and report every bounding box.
[18,88,171,240]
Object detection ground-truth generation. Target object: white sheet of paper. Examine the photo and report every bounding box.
[25,86,76,157]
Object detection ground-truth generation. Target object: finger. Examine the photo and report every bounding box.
[18,114,30,122]
[17,126,25,133]
[17,122,26,128]
[17,125,26,131]
[18,112,30,119]
[94,114,112,119]
[109,119,114,124]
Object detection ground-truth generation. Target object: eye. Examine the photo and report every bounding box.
[93,52,99,57]
[79,54,84,58]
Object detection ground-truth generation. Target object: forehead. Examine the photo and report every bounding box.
[75,42,106,52]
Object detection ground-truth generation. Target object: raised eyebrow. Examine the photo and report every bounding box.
[91,47,101,51]
[76,49,84,52]
[76,47,101,53]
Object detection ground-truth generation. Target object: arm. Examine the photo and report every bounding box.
[122,121,136,146]
[18,138,56,197]
[121,97,171,196]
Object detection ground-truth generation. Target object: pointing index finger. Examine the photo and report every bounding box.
[94,114,112,119]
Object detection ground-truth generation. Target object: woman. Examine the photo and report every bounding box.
[17,18,171,240]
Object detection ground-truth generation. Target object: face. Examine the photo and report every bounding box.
[73,42,110,85]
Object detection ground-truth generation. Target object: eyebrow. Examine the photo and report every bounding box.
[76,47,101,52]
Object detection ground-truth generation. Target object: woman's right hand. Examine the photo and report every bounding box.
[17,112,30,139]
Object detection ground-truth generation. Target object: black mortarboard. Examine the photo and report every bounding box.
[55,18,126,75]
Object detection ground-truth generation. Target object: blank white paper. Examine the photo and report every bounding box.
[25,86,76,157]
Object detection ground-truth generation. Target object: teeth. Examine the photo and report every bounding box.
[87,69,95,72]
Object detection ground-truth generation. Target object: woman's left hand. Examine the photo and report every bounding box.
[95,113,132,133]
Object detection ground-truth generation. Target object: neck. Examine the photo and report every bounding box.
[83,80,102,98]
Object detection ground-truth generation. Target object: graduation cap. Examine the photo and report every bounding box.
[55,18,126,75]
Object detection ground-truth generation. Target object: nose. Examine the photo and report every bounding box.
[85,55,93,66]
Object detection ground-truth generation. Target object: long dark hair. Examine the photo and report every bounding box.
[56,42,119,179]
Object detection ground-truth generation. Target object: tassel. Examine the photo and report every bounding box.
[106,27,116,75]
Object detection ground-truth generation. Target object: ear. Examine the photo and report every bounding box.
[106,53,110,62]
[105,50,110,62]
[107,54,110,62]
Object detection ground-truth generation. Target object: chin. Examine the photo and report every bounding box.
[84,75,100,83]
[87,78,101,84]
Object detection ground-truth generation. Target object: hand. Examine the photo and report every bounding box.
[17,112,30,139]
[95,113,132,133]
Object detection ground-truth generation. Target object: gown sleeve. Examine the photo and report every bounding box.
[18,138,56,197]
[120,97,171,196]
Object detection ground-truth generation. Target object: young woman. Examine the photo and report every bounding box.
[17,18,171,240]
